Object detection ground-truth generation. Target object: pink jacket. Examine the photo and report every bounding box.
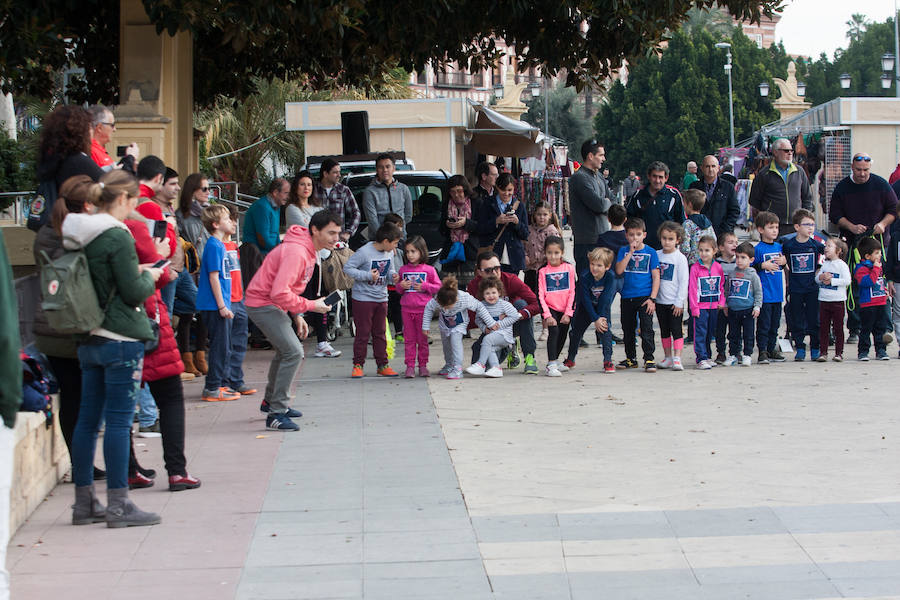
[245,225,317,313]
[397,263,441,310]
[538,262,576,318]
[688,260,726,316]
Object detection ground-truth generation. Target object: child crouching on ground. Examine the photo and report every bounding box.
[398,235,441,378]
[538,236,576,377]
[465,277,520,378]
[656,221,688,371]
[564,247,617,373]
[815,237,850,362]
[689,235,725,369]
[423,275,493,380]
[723,242,762,366]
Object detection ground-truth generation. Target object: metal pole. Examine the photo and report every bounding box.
[544,75,550,140]
[726,50,735,149]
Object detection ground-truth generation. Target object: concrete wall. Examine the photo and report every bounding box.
[839,98,900,177]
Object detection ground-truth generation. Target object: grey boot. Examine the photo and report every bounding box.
[106,487,161,529]
[72,485,106,525]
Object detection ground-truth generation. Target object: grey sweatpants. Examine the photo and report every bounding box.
[477,330,512,367]
[246,304,304,414]
[439,329,464,369]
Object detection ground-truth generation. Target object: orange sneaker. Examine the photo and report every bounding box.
[376,365,399,377]
[226,386,258,396]
[202,387,240,402]
[351,364,365,378]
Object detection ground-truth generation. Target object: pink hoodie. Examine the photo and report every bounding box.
[245,225,318,313]
[688,260,726,316]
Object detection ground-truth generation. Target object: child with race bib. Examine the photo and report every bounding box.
[465,277,521,378]
[538,236,576,377]
[688,235,725,369]
[397,235,441,378]
[423,275,493,380]
[655,221,689,371]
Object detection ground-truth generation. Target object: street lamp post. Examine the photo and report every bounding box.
[715,42,735,150]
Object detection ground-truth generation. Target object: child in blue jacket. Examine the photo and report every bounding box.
[564,247,617,372]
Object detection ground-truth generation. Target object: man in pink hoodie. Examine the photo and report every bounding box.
[245,211,340,431]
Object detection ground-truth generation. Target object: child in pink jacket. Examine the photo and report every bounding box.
[397,236,442,378]
[688,235,726,369]
[538,236,576,377]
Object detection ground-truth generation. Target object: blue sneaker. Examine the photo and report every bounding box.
[877,350,890,361]
[794,347,806,361]
[260,401,302,418]
[266,412,300,431]
[810,348,821,361]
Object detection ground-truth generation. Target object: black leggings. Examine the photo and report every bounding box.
[304,312,328,344]
[46,355,81,457]
[546,309,570,362]
[656,304,683,340]
[175,313,192,354]
[147,375,188,477]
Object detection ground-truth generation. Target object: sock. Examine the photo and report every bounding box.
[673,338,684,352]
[661,337,672,352]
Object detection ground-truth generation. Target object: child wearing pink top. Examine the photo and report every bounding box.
[538,236,576,377]
[397,236,442,378]
[688,235,726,369]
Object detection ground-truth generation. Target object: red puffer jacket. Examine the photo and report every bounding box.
[125,217,184,382]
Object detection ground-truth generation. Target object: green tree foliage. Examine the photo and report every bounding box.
[846,13,869,43]
[2,0,781,106]
[522,84,594,159]
[595,28,783,179]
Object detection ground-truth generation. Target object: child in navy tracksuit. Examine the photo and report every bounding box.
[565,247,617,372]
[753,211,787,363]
[781,209,824,361]
[853,236,890,360]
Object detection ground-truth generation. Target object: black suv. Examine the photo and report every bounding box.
[344,170,450,264]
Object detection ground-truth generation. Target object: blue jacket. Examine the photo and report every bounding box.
[242,195,280,253]
[476,197,529,272]
[576,269,615,322]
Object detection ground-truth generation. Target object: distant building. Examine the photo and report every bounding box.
[732,11,781,49]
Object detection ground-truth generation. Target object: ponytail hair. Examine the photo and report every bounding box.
[91,170,140,210]
[436,274,459,307]
[52,175,95,235]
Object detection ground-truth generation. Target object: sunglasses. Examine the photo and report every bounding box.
[101,121,116,128]
[853,155,872,162]
[482,266,501,273]
[200,187,210,192]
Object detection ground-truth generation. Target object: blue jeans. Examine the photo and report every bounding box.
[160,278,176,317]
[136,385,158,428]
[227,300,248,390]
[756,302,782,354]
[788,290,819,350]
[172,269,197,316]
[73,340,144,489]
[201,310,232,392]
[693,308,717,362]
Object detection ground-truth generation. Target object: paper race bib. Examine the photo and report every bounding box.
[370,259,392,286]
[625,253,650,274]
[820,271,839,291]
[441,311,464,328]
[763,252,783,271]
[659,262,675,281]
[544,271,571,292]
[790,252,815,274]
[728,277,751,300]
[699,275,721,302]
[402,271,426,292]
[872,276,888,298]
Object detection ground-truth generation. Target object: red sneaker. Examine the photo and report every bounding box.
[603,361,616,373]
[563,359,575,369]
[128,472,154,489]
[168,473,202,492]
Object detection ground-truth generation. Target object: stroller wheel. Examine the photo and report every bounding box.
[326,323,338,342]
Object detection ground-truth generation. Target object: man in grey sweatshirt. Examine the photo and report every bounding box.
[362,154,412,239]
[569,139,611,275]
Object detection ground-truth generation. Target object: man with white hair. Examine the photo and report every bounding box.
[681,161,698,191]
[748,138,813,236]
[86,104,138,172]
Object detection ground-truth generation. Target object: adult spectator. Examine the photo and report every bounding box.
[440,174,479,264]
[622,169,641,202]
[135,156,176,270]
[244,211,338,431]
[243,178,289,254]
[748,138,812,236]
[472,161,499,214]
[86,104,138,172]
[719,163,738,185]
[689,154,740,235]
[178,173,213,258]
[682,161,699,190]
[146,167,182,314]
[831,152,898,341]
[467,252,540,374]
[362,153,412,239]
[569,139,611,274]
[314,158,360,241]
[0,227,19,596]
[627,161,685,250]
[475,172,529,273]
[602,167,614,190]
[285,170,322,228]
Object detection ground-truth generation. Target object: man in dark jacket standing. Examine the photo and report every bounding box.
[689,155,740,235]
[627,161,685,250]
[748,138,812,236]
[569,139,611,275]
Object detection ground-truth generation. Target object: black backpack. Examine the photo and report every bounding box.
[26,179,58,232]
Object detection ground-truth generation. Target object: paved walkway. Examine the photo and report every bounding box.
[8,323,900,599]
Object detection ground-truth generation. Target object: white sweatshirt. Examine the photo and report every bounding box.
[815,258,851,302]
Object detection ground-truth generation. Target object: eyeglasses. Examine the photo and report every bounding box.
[101,121,116,128]
[853,155,872,162]
[776,148,793,153]
[482,266,501,273]
[800,223,816,228]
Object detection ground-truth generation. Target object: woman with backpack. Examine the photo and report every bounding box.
[61,170,164,528]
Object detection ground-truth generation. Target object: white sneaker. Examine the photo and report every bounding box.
[465,363,486,375]
[437,364,450,376]
[314,342,342,358]
[672,357,684,371]
[658,357,674,369]
[545,364,562,377]
[556,363,570,372]
[484,366,504,378]
[741,355,752,367]
[722,355,738,367]
[538,329,548,341]
[697,359,713,370]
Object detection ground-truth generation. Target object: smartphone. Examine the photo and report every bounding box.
[323,291,342,306]
[151,259,171,270]
[116,145,128,157]
[152,220,168,240]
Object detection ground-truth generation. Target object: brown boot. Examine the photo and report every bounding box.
[182,352,201,376]
[194,350,209,375]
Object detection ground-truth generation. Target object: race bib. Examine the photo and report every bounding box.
[625,253,650,274]
[659,262,675,281]
[790,252,815,274]
[402,271,426,292]
[224,249,240,277]
[820,271,839,291]
[699,275,721,302]
[872,276,888,298]
[763,252,783,271]
[441,311,464,328]
[370,259,392,286]
[728,278,751,300]
[544,271,571,292]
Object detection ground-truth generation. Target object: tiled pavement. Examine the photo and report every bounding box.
[8,323,900,599]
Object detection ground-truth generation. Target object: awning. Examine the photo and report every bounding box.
[467,104,544,158]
